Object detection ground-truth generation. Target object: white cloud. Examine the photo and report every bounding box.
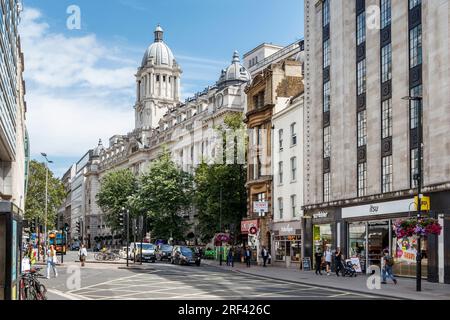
[20,7,136,160]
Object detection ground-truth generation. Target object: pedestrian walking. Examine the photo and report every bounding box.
[79,244,88,267]
[381,249,398,285]
[46,245,58,279]
[227,247,234,267]
[315,247,323,275]
[261,246,269,267]
[324,246,332,275]
[244,246,252,267]
[334,247,343,277]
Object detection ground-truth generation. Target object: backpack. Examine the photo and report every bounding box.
[385,255,394,267]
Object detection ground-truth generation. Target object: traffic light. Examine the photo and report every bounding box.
[64,223,69,232]
[76,220,81,234]
[30,219,36,233]
[119,211,124,228]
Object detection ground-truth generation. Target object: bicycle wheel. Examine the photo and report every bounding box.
[37,284,47,300]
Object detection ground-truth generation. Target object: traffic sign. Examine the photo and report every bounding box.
[249,226,258,235]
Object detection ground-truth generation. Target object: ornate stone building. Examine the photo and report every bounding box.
[70,25,252,247]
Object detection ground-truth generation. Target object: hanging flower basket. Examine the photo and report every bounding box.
[393,218,442,238]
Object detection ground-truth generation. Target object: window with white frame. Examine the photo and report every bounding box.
[291,195,297,218]
[291,123,297,146]
[382,155,393,193]
[278,198,283,219]
[291,157,297,181]
[279,129,283,151]
[278,161,283,184]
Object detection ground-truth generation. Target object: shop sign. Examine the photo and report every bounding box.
[312,211,329,219]
[342,199,415,219]
[253,201,268,215]
[414,196,430,211]
[241,219,258,233]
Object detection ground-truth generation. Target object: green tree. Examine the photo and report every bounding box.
[25,160,66,228]
[137,148,194,241]
[194,113,247,243]
[96,169,138,233]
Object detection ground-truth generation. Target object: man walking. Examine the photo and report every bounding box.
[315,247,323,275]
[79,244,88,267]
[261,246,269,267]
[227,247,234,267]
[381,249,398,285]
[244,246,252,267]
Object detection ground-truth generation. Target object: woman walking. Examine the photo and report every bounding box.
[324,246,332,275]
[46,245,58,279]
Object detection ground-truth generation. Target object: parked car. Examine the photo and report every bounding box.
[171,246,201,266]
[70,242,80,251]
[132,243,156,263]
[156,244,173,261]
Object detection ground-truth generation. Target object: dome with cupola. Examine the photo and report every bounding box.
[141,25,176,67]
[217,51,251,87]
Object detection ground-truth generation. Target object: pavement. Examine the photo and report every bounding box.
[201,259,450,300]
[38,252,392,300]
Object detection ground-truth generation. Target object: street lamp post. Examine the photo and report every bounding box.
[41,153,53,262]
[403,95,423,292]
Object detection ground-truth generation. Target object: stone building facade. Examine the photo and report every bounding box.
[303,0,450,282]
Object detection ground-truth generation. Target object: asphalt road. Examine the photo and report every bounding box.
[39,252,389,300]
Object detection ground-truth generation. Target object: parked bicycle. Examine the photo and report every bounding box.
[94,251,120,261]
[19,267,47,300]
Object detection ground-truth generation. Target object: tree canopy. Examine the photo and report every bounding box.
[25,160,66,228]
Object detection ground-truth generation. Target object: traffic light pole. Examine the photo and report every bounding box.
[126,210,130,267]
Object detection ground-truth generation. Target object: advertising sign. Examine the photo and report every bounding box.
[241,219,258,233]
[396,237,417,263]
[346,258,362,273]
[302,257,311,271]
[414,196,430,211]
[253,201,268,215]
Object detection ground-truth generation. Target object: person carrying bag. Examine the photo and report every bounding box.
[79,244,88,267]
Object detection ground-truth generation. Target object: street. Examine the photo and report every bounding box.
[40,252,387,300]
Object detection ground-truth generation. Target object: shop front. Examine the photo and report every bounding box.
[302,208,341,267]
[271,221,302,267]
[342,198,429,278]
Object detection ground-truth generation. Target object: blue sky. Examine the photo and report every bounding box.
[21,0,304,177]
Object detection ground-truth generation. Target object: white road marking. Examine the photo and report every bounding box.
[47,289,93,300]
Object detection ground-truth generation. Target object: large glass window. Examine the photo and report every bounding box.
[323,39,330,68]
[382,99,392,139]
[348,223,367,272]
[382,155,393,193]
[357,162,367,197]
[356,12,366,45]
[313,224,332,254]
[411,148,419,188]
[323,126,331,158]
[409,25,422,68]
[392,226,428,278]
[323,81,331,112]
[357,110,367,147]
[409,0,421,10]
[409,85,422,129]
[323,0,330,27]
[381,0,391,29]
[357,59,366,95]
[381,43,392,83]
[323,173,331,202]
[291,123,297,146]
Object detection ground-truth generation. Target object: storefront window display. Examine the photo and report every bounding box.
[313,224,332,253]
[274,235,301,262]
[348,223,366,271]
[392,233,428,278]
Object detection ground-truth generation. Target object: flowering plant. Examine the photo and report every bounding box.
[393,218,442,238]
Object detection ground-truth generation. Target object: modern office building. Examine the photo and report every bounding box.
[0,0,28,300]
[303,0,450,283]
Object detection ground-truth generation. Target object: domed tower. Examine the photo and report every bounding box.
[135,25,182,129]
[217,51,251,89]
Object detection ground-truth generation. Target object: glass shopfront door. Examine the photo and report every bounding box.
[367,221,390,268]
